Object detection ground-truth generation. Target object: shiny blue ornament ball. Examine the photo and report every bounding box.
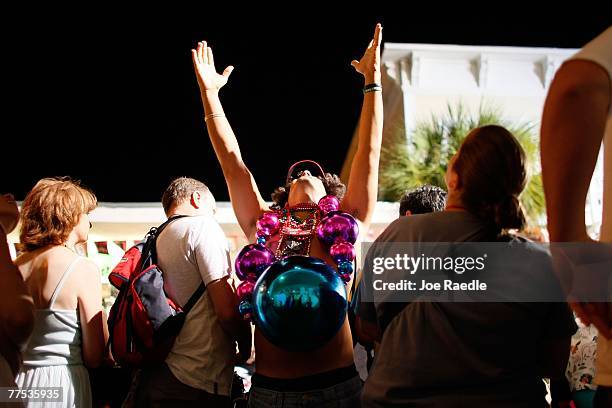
[338,260,353,275]
[252,256,348,352]
[238,300,253,318]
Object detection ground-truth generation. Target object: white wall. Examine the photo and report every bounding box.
[381,42,604,233]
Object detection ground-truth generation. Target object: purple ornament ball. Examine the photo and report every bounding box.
[316,211,359,247]
[257,212,280,237]
[235,244,276,282]
[236,280,255,302]
[329,242,356,264]
[318,195,340,214]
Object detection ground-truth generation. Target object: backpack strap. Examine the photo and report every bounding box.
[150,214,205,313]
[182,282,206,313]
[155,215,189,237]
[139,215,189,270]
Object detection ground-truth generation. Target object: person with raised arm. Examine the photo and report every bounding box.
[541,26,612,408]
[192,24,383,407]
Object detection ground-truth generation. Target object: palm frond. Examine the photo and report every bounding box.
[379,102,546,226]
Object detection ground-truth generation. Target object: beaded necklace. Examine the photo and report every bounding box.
[275,203,321,258]
[234,195,359,319]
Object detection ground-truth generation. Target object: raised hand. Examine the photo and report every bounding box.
[351,24,383,83]
[191,41,234,92]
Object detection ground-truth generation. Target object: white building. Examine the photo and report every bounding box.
[343,42,603,233]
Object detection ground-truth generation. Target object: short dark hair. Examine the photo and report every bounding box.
[162,177,214,215]
[399,185,447,216]
[271,173,346,209]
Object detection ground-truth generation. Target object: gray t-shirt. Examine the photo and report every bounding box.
[358,211,576,407]
[156,215,235,396]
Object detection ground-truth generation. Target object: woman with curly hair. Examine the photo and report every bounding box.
[14,178,108,407]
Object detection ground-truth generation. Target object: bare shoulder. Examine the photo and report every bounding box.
[74,257,100,280]
[50,250,100,286]
[50,247,97,276]
[557,59,610,90]
[13,253,31,269]
[13,248,41,268]
[72,257,101,304]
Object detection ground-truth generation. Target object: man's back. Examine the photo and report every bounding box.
[156,215,235,396]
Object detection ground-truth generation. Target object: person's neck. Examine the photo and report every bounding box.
[63,235,79,249]
[287,201,318,209]
[167,205,200,218]
[444,193,466,212]
[287,194,318,208]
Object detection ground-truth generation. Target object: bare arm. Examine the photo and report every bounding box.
[77,259,108,368]
[541,59,610,242]
[208,277,252,362]
[0,231,34,350]
[194,218,252,361]
[541,59,612,337]
[0,229,34,375]
[340,24,384,229]
[192,42,267,241]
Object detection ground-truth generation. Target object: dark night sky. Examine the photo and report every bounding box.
[3,7,609,202]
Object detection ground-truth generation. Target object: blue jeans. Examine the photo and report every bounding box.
[248,375,362,408]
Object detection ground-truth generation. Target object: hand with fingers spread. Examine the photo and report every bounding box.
[351,23,383,83]
[190,40,269,244]
[341,23,384,230]
[191,41,234,93]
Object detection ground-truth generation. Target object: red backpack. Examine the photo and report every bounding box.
[107,215,205,367]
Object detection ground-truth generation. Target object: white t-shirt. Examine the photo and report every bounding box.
[156,215,235,396]
[570,25,612,387]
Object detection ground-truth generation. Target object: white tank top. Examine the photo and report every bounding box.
[21,257,84,367]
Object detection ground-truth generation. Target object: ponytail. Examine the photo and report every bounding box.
[453,125,527,232]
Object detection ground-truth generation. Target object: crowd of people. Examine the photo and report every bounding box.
[0,24,610,408]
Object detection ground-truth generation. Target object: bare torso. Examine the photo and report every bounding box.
[254,235,355,378]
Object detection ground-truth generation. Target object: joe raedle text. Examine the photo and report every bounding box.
[373,279,487,292]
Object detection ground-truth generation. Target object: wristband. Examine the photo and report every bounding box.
[363,83,382,94]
